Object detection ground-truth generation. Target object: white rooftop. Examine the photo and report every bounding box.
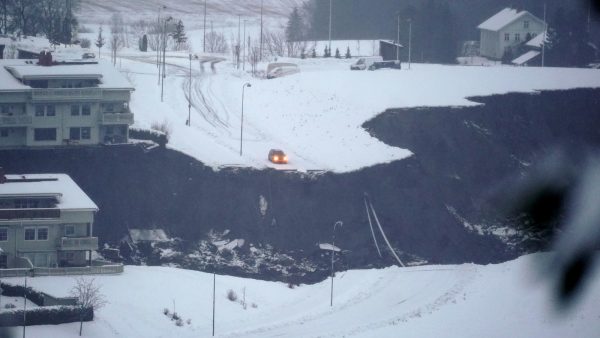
[129,229,169,243]
[0,174,98,211]
[512,50,541,65]
[526,32,547,48]
[0,59,134,92]
[478,8,529,31]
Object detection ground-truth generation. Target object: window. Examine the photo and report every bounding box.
[524,21,529,29]
[70,127,81,140]
[504,33,510,41]
[0,129,8,138]
[1,105,9,115]
[35,105,45,117]
[65,225,75,236]
[34,128,57,141]
[24,228,36,241]
[82,104,91,116]
[71,105,80,116]
[0,255,6,269]
[0,228,7,241]
[37,227,49,241]
[515,33,521,42]
[46,105,56,116]
[106,103,114,112]
[81,127,91,140]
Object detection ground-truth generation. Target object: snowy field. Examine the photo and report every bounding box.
[3,253,600,338]
[120,50,600,172]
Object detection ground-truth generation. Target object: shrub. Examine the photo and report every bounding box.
[226,289,238,302]
[0,306,93,327]
[80,38,91,49]
[78,25,94,33]
[129,128,168,147]
[1,283,45,306]
[186,318,191,325]
[175,318,184,327]
[163,308,170,316]
[171,312,180,321]
[4,304,15,309]
[251,303,258,309]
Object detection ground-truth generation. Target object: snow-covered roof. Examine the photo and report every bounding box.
[129,229,169,243]
[380,40,403,48]
[525,32,547,48]
[512,51,541,65]
[0,174,98,211]
[0,59,134,91]
[478,8,530,31]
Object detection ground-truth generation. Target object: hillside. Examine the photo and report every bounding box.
[4,253,599,338]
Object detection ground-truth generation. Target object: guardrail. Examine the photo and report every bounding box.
[0,264,124,278]
[100,112,134,125]
[60,237,99,251]
[0,115,32,126]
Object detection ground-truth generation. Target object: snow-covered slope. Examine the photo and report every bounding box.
[6,253,600,337]
[79,0,302,24]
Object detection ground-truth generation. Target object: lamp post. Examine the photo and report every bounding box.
[408,18,412,70]
[161,16,172,102]
[240,82,251,156]
[203,0,207,53]
[187,53,192,126]
[396,14,400,62]
[157,5,166,69]
[328,0,333,51]
[330,220,343,307]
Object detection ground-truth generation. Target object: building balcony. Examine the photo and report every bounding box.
[0,115,32,126]
[0,208,60,220]
[31,88,103,101]
[100,112,134,125]
[59,237,99,251]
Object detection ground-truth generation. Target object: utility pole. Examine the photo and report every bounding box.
[243,20,247,71]
[161,17,172,102]
[330,221,343,307]
[22,276,27,338]
[240,83,251,156]
[212,271,216,337]
[588,0,592,34]
[188,53,192,126]
[203,0,207,53]
[541,3,547,68]
[328,0,333,51]
[260,0,264,60]
[396,15,400,62]
[408,19,412,70]
[237,15,241,69]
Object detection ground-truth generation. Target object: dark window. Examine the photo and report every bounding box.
[82,104,91,116]
[0,228,7,241]
[24,228,36,241]
[65,225,75,236]
[81,127,91,140]
[0,129,8,137]
[35,105,45,117]
[71,105,80,116]
[504,33,510,41]
[515,33,521,42]
[37,228,49,240]
[106,103,114,112]
[34,128,57,141]
[524,21,529,29]
[1,105,9,114]
[46,105,56,116]
[70,128,81,140]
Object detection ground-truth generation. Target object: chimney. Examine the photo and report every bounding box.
[0,167,6,184]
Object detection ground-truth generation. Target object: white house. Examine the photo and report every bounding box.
[0,53,134,148]
[478,8,546,60]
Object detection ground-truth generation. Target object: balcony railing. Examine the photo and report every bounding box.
[100,112,134,125]
[31,88,103,101]
[0,208,60,220]
[0,115,32,126]
[0,264,124,278]
[60,237,99,251]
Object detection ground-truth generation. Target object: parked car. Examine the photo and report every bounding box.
[268,149,288,164]
[368,60,401,71]
[82,52,96,59]
[266,63,300,79]
[350,56,383,70]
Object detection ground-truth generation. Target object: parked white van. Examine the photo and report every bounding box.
[350,56,383,70]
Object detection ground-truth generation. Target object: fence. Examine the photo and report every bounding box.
[0,264,124,278]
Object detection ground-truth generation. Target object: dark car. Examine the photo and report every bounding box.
[268,149,288,164]
[368,60,401,71]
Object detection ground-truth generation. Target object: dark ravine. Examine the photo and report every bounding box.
[1,88,599,283]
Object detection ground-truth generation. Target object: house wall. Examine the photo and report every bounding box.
[0,127,26,146]
[480,13,546,60]
[0,209,95,268]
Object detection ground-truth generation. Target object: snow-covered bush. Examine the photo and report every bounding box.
[227,289,238,302]
[80,38,91,49]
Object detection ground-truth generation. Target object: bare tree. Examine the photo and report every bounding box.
[70,278,107,337]
[109,33,123,66]
[264,28,286,58]
[205,30,228,54]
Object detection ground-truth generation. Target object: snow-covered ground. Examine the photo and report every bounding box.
[121,49,600,172]
[4,253,600,337]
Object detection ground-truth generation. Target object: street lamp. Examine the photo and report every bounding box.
[157,5,166,69]
[161,16,173,102]
[330,220,343,307]
[407,18,412,70]
[187,53,192,126]
[328,0,333,51]
[240,82,252,156]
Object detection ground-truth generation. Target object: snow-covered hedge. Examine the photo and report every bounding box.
[0,306,93,327]
[1,283,45,306]
[130,128,168,147]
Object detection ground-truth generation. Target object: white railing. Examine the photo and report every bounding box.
[31,88,103,101]
[0,115,32,126]
[100,112,134,125]
[0,264,124,277]
[60,237,99,251]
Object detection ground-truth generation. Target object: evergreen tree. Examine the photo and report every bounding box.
[501,48,514,64]
[171,20,187,51]
[140,34,148,52]
[286,6,304,42]
[311,48,316,58]
[95,26,106,58]
[335,47,341,58]
[345,46,351,58]
[323,45,328,57]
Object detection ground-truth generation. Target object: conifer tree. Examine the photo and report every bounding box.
[95,26,106,58]
[171,20,188,51]
[345,46,351,59]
